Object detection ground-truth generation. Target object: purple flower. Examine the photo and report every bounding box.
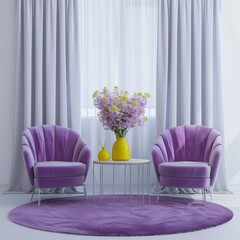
[93,87,150,137]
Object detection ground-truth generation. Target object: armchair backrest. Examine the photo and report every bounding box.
[157,125,221,162]
[22,125,87,162]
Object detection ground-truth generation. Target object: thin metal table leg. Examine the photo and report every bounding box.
[142,164,144,206]
[37,188,41,206]
[113,165,115,204]
[93,163,95,202]
[130,165,132,207]
[100,164,103,206]
[124,165,127,195]
[148,163,150,204]
[138,165,140,195]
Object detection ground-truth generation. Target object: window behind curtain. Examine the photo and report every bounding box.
[78,0,158,119]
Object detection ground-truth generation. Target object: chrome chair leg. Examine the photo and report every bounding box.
[67,187,72,195]
[83,184,87,199]
[208,187,213,200]
[37,188,42,206]
[31,187,36,201]
[202,187,213,201]
[157,185,164,202]
[157,184,160,202]
[201,188,207,201]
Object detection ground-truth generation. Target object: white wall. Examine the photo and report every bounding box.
[0,0,240,187]
[0,0,16,186]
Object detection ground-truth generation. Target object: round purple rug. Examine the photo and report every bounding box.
[8,195,233,236]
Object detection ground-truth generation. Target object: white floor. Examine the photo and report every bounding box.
[1,184,240,240]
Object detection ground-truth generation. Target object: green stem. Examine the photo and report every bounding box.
[113,128,130,138]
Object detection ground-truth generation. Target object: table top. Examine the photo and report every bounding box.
[94,158,150,165]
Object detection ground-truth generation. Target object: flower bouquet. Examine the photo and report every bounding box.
[93,86,150,160]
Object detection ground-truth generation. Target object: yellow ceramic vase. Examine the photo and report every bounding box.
[112,137,130,161]
[98,147,110,161]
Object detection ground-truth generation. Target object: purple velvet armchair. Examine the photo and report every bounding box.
[22,125,91,205]
[152,125,221,200]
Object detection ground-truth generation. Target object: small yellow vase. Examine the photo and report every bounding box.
[98,147,110,161]
[112,137,130,161]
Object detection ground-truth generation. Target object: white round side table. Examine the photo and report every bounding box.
[93,159,150,206]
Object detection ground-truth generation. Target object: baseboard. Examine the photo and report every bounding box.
[0,184,8,193]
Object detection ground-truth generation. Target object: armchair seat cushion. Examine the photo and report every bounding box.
[158,161,211,178]
[33,161,86,178]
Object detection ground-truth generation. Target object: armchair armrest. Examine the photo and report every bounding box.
[152,136,170,180]
[22,144,35,186]
[208,144,222,186]
[73,137,91,180]
[77,145,91,179]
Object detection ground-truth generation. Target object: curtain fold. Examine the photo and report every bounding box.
[156,0,227,191]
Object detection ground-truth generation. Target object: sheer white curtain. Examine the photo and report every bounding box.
[156,0,227,191]
[9,0,226,193]
[78,0,158,191]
